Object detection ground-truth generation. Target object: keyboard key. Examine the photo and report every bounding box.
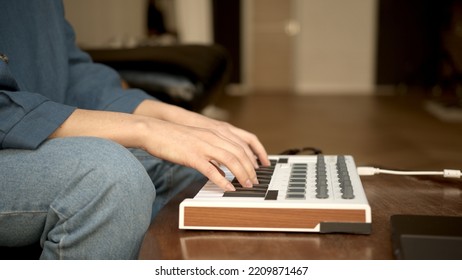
[223,191,266,198]
[264,190,279,200]
[233,184,269,190]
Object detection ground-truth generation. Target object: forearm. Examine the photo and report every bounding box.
[49,108,151,149]
[133,99,207,125]
[50,107,260,191]
[133,99,270,167]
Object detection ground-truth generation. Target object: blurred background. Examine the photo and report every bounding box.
[63,0,462,106]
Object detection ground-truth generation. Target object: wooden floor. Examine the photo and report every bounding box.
[215,92,462,171]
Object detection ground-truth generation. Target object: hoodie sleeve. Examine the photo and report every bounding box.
[0,59,76,150]
[0,1,155,150]
[62,18,154,113]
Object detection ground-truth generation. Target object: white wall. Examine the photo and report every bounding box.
[64,0,376,93]
[63,0,212,47]
[293,0,378,94]
[63,0,148,49]
[175,0,213,44]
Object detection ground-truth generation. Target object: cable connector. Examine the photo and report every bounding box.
[443,169,462,178]
[356,167,380,176]
[357,167,461,179]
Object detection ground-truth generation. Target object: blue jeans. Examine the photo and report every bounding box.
[0,137,203,259]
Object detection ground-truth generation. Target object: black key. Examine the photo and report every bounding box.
[257,178,272,184]
[239,188,267,193]
[232,177,270,185]
[257,176,273,182]
[264,190,279,200]
[257,159,277,167]
[223,191,266,198]
[233,184,269,191]
[256,170,274,175]
[256,173,273,178]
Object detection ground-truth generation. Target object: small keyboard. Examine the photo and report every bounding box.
[179,155,372,234]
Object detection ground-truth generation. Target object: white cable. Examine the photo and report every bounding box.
[357,166,461,179]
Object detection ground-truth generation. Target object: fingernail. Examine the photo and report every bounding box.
[226,183,235,191]
[245,179,253,188]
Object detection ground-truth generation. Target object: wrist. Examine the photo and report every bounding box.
[128,115,157,150]
[134,99,205,125]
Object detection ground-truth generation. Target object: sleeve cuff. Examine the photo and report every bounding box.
[3,101,76,149]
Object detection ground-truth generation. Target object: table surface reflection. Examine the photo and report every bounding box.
[139,174,462,259]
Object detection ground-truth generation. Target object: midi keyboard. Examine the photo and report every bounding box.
[179,155,371,234]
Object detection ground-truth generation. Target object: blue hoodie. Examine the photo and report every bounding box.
[0,0,152,149]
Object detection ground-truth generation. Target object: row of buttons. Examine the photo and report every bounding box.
[286,163,308,199]
[223,156,356,201]
[285,155,356,200]
[315,155,329,199]
[337,156,355,199]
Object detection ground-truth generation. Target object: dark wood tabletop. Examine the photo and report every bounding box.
[138,94,462,260]
[139,172,462,260]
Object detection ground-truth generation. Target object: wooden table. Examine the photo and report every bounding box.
[139,165,462,260]
[138,94,462,260]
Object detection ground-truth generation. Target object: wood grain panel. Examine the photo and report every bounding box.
[184,207,366,229]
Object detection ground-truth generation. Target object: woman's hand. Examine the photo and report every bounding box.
[50,106,270,192]
[134,100,271,168]
[138,119,262,191]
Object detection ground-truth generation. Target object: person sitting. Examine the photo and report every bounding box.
[0,0,269,259]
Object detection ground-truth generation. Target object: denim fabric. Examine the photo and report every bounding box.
[0,137,154,259]
[0,137,204,259]
[130,149,205,220]
[0,0,205,259]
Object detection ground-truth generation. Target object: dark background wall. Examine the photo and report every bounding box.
[375,0,460,89]
[212,0,241,84]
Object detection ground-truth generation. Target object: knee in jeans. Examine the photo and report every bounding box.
[84,137,156,202]
[54,137,156,222]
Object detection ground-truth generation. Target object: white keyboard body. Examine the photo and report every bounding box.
[179,155,372,234]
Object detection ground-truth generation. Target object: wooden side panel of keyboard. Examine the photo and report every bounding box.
[183,206,367,229]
